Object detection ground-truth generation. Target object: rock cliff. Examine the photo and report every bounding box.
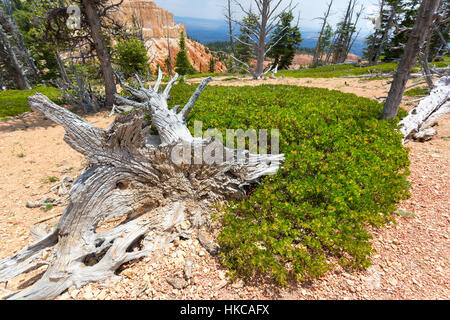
[114,0,225,73]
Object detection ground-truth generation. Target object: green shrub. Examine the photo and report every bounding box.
[275,63,399,78]
[167,84,410,285]
[404,86,429,97]
[430,59,450,68]
[115,39,150,78]
[0,86,62,117]
[186,72,234,79]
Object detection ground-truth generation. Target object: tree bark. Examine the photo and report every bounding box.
[0,72,284,300]
[0,7,39,80]
[256,1,269,78]
[81,0,116,107]
[0,25,30,90]
[381,0,442,120]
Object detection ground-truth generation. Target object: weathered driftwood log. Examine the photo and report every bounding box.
[0,71,284,300]
[399,76,450,143]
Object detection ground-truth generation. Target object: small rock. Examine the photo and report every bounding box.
[180,220,191,230]
[97,290,107,300]
[68,287,80,299]
[231,280,244,289]
[25,200,41,208]
[83,285,93,299]
[215,279,228,290]
[167,277,188,290]
[387,278,398,287]
[184,257,194,280]
[121,268,135,279]
[197,231,219,256]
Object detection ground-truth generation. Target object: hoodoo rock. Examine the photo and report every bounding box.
[114,0,225,73]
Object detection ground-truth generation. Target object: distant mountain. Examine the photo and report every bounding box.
[174,16,231,43]
[175,16,367,57]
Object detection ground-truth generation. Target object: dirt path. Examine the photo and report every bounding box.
[189,76,409,101]
[0,78,448,300]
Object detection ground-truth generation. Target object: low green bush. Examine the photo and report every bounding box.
[167,83,411,284]
[186,72,234,79]
[404,86,430,97]
[0,85,62,117]
[275,62,401,78]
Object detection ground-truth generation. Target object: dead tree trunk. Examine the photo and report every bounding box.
[0,6,39,80]
[230,0,293,79]
[312,1,333,67]
[381,0,442,120]
[371,2,397,66]
[331,0,354,64]
[0,25,30,90]
[81,0,116,107]
[0,72,284,300]
[225,0,239,75]
[399,75,450,143]
[419,28,434,90]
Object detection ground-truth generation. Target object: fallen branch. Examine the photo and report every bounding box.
[399,76,450,143]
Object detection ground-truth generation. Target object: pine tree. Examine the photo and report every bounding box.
[175,31,195,75]
[428,0,449,59]
[235,13,258,67]
[115,38,149,79]
[384,0,420,61]
[267,11,303,70]
[208,57,215,73]
[363,0,400,65]
[314,24,333,66]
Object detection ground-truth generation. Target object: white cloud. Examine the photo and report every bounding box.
[153,0,377,32]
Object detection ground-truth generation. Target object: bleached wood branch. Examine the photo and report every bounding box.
[399,76,450,143]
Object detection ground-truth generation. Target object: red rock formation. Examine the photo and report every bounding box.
[114,0,225,74]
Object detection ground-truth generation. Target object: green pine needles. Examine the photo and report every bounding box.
[175,32,196,75]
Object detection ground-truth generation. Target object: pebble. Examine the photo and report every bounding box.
[388,278,398,286]
[215,279,228,290]
[231,280,244,289]
[97,290,107,300]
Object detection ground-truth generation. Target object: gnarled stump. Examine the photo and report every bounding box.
[0,71,284,300]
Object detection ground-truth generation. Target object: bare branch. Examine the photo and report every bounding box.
[181,77,213,119]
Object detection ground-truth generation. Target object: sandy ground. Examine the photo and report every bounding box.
[0,77,448,300]
[190,76,414,101]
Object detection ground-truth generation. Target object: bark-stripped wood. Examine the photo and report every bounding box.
[399,76,450,143]
[0,73,284,300]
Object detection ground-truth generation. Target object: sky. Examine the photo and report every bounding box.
[153,0,379,33]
